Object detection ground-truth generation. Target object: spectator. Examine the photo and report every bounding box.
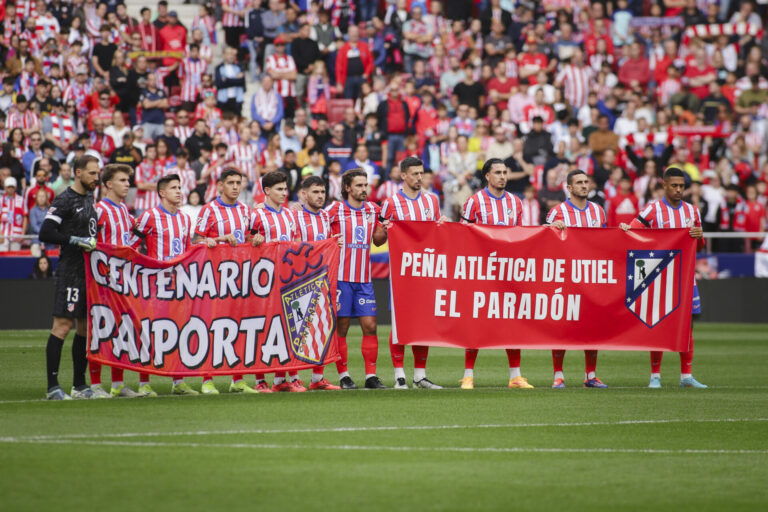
[265,35,298,118]
[523,116,553,167]
[245,0,265,81]
[215,46,246,115]
[26,187,50,247]
[140,74,168,140]
[29,255,53,279]
[251,75,284,136]
[376,79,409,171]
[618,42,650,89]
[0,176,25,252]
[336,25,373,100]
[323,123,353,169]
[291,23,320,108]
[51,164,74,196]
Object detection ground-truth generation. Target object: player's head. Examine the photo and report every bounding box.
[262,171,289,207]
[482,158,507,191]
[342,168,368,201]
[101,164,133,200]
[662,166,686,203]
[566,170,589,200]
[400,156,424,192]
[74,155,100,192]
[157,173,182,206]
[218,168,243,204]
[300,176,326,210]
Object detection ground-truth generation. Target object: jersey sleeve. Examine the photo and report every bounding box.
[194,204,213,238]
[249,209,264,236]
[634,203,655,228]
[513,195,524,227]
[430,193,441,219]
[133,210,154,239]
[325,201,341,234]
[44,193,70,225]
[461,196,477,224]
[599,206,607,228]
[380,198,393,220]
[545,205,563,224]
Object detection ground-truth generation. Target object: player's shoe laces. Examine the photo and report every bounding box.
[46,386,72,400]
[309,379,341,390]
[138,384,158,397]
[200,381,219,395]
[290,380,307,392]
[648,376,662,389]
[365,376,387,389]
[394,377,408,389]
[584,378,608,388]
[229,380,259,394]
[90,385,112,399]
[414,378,443,389]
[254,381,273,393]
[272,381,294,392]
[172,382,199,395]
[680,376,707,388]
[339,376,357,389]
[110,385,141,398]
[552,378,565,388]
[459,376,474,389]
[509,376,534,389]
[71,386,94,399]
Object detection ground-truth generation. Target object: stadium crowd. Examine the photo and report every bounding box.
[1,0,768,259]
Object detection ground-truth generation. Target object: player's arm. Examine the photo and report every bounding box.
[545,206,566,230]
[460,197,476,224]
[249,212,265,246]
[131,211,153,243]
[39,202,96,251]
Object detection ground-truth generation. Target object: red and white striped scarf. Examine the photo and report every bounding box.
[683,23,764,45]
[50,114,74,142]
[3,17,21,46]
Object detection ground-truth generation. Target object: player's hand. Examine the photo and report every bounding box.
[436,215,449,225]
[251,234,265,247]
[619,223,631,232]
[290,202,302,211]
[689,226,703,239]
[205,237,217,248]
[253,202,265,210]
[224,233,238,246]
[381,219,392,229]
[333,233,343,247]
[551,221,566,231]
[70,236,96,252]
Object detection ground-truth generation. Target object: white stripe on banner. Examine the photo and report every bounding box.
[665,259,674,315]
[652,275,661,326]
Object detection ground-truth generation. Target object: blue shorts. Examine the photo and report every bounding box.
[337,281,377,318]
[692,284,701,315]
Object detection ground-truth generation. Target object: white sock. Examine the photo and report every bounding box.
[413,368,426,381]
[311,372,324,383]
[509,367,521,379]
[554,371,564,381]
[289,375,300,382]
[651,372,661,380]
[338,371,350,379]
[111,381,123,389]
[586,371,596,380]
[394,367,406,380]
[273,377,285,385]
[173,379,183,385]
[365,373,375,380]
[680,373,692,380]
[463,369,474,378]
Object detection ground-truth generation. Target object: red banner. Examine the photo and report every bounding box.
[389,222,696,352]
[85,240,340,377]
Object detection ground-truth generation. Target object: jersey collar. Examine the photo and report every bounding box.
[216,197,239,208]
[662,197,683,210]
[302,205,321,216]
[565,199,589,211]
[159,204,177,216]
[398,189,421,201]
[103,197,120,207]
[344,200,365,211]
[483,187,505,200]
[265,204,283,214]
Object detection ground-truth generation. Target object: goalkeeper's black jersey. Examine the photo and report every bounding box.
[45,188,97,279]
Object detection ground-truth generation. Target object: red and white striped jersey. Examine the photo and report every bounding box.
[182,57,207,84]
[221,0,245,27]
[556,64,591,109]
[134,206,192,261]
[546,200,607,227]
[216,126,240,147]
[325,201,381,283]
[265,53,297,98]
[15,0,37,20]
[194,197,251,244]
[174,125,193,145]
[634,198,701,229]
[376,180,401,202]
[295,207,332,241]
[463,188,523,226]
[19,28,40,54]
[180,80,199,103]
[380,190,440,221]
[0,192,25,237]
[5,109,39,132]
[66,55,87,78]
[250,205,297,242]
[95,198,136,246]
[227,142,258,182]
[520,197,541,226]
[63,82,92,118]
[34,13,60,42]
[134,161,161,212]
[41,53,64,76]
[51,77,68,92]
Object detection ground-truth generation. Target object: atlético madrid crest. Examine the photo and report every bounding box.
[281,268,336,364]
[626,250,682,328]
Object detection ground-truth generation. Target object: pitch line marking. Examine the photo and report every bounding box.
[1,418,767,443]
[0,438,766,455]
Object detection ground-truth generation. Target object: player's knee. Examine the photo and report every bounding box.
[51,317,73,339]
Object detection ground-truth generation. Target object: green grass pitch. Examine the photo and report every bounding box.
[0,323,766,511]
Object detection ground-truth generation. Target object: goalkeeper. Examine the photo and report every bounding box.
[38,155,101,400]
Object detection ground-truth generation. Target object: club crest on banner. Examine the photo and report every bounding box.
[625,250,682,328]
[281,268,335,365]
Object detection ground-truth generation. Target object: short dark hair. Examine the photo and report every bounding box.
[102,163,133,183]
[301,176,325,190]
[566,170,588,185]
[341,168,367,199]
[663,167,685,180]
[157,173,180,193]
[176,148,189,159]
[218,168,242,183]
[262,171,287,190]
[74,155,100,174]
[482,158,505,176]
[400,156,423,173]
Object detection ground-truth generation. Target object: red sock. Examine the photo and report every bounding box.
[680,331,694,374]
[203,374,214,382]
[335,336,348,373]
[552,350,565,373]
[89,361,101,385]
[361,335,378,375]
[584,350,598,374]
[255,373,265,381]
[412,345,429,369]
[288,371,298,378]
[111,367,124,383]
[506,349,520,368]
[232,374,243,382]
[389,331,405,368]
[650,351,663,373]
[464,349,478,370]
[274,372,286,379]
[139,372,149,384]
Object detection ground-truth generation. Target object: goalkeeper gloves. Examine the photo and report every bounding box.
[69,236,97,252]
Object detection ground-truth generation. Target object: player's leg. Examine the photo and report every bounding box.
[412,344,441,389]
[46,316,73,400]
[108,367,142,398]
[70,317,92,399]
[551,349,565,388]
[390,331,407,389]
[461,349,478,389]
[507,349,533,389]
[680,328,706,388]
[359,315,385,389]
[583,350,607,388]
[287,370,307,391]
[335,282,356,389]
[201,372,219,395]
[138,371,157,397]
[649,351,663,388]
